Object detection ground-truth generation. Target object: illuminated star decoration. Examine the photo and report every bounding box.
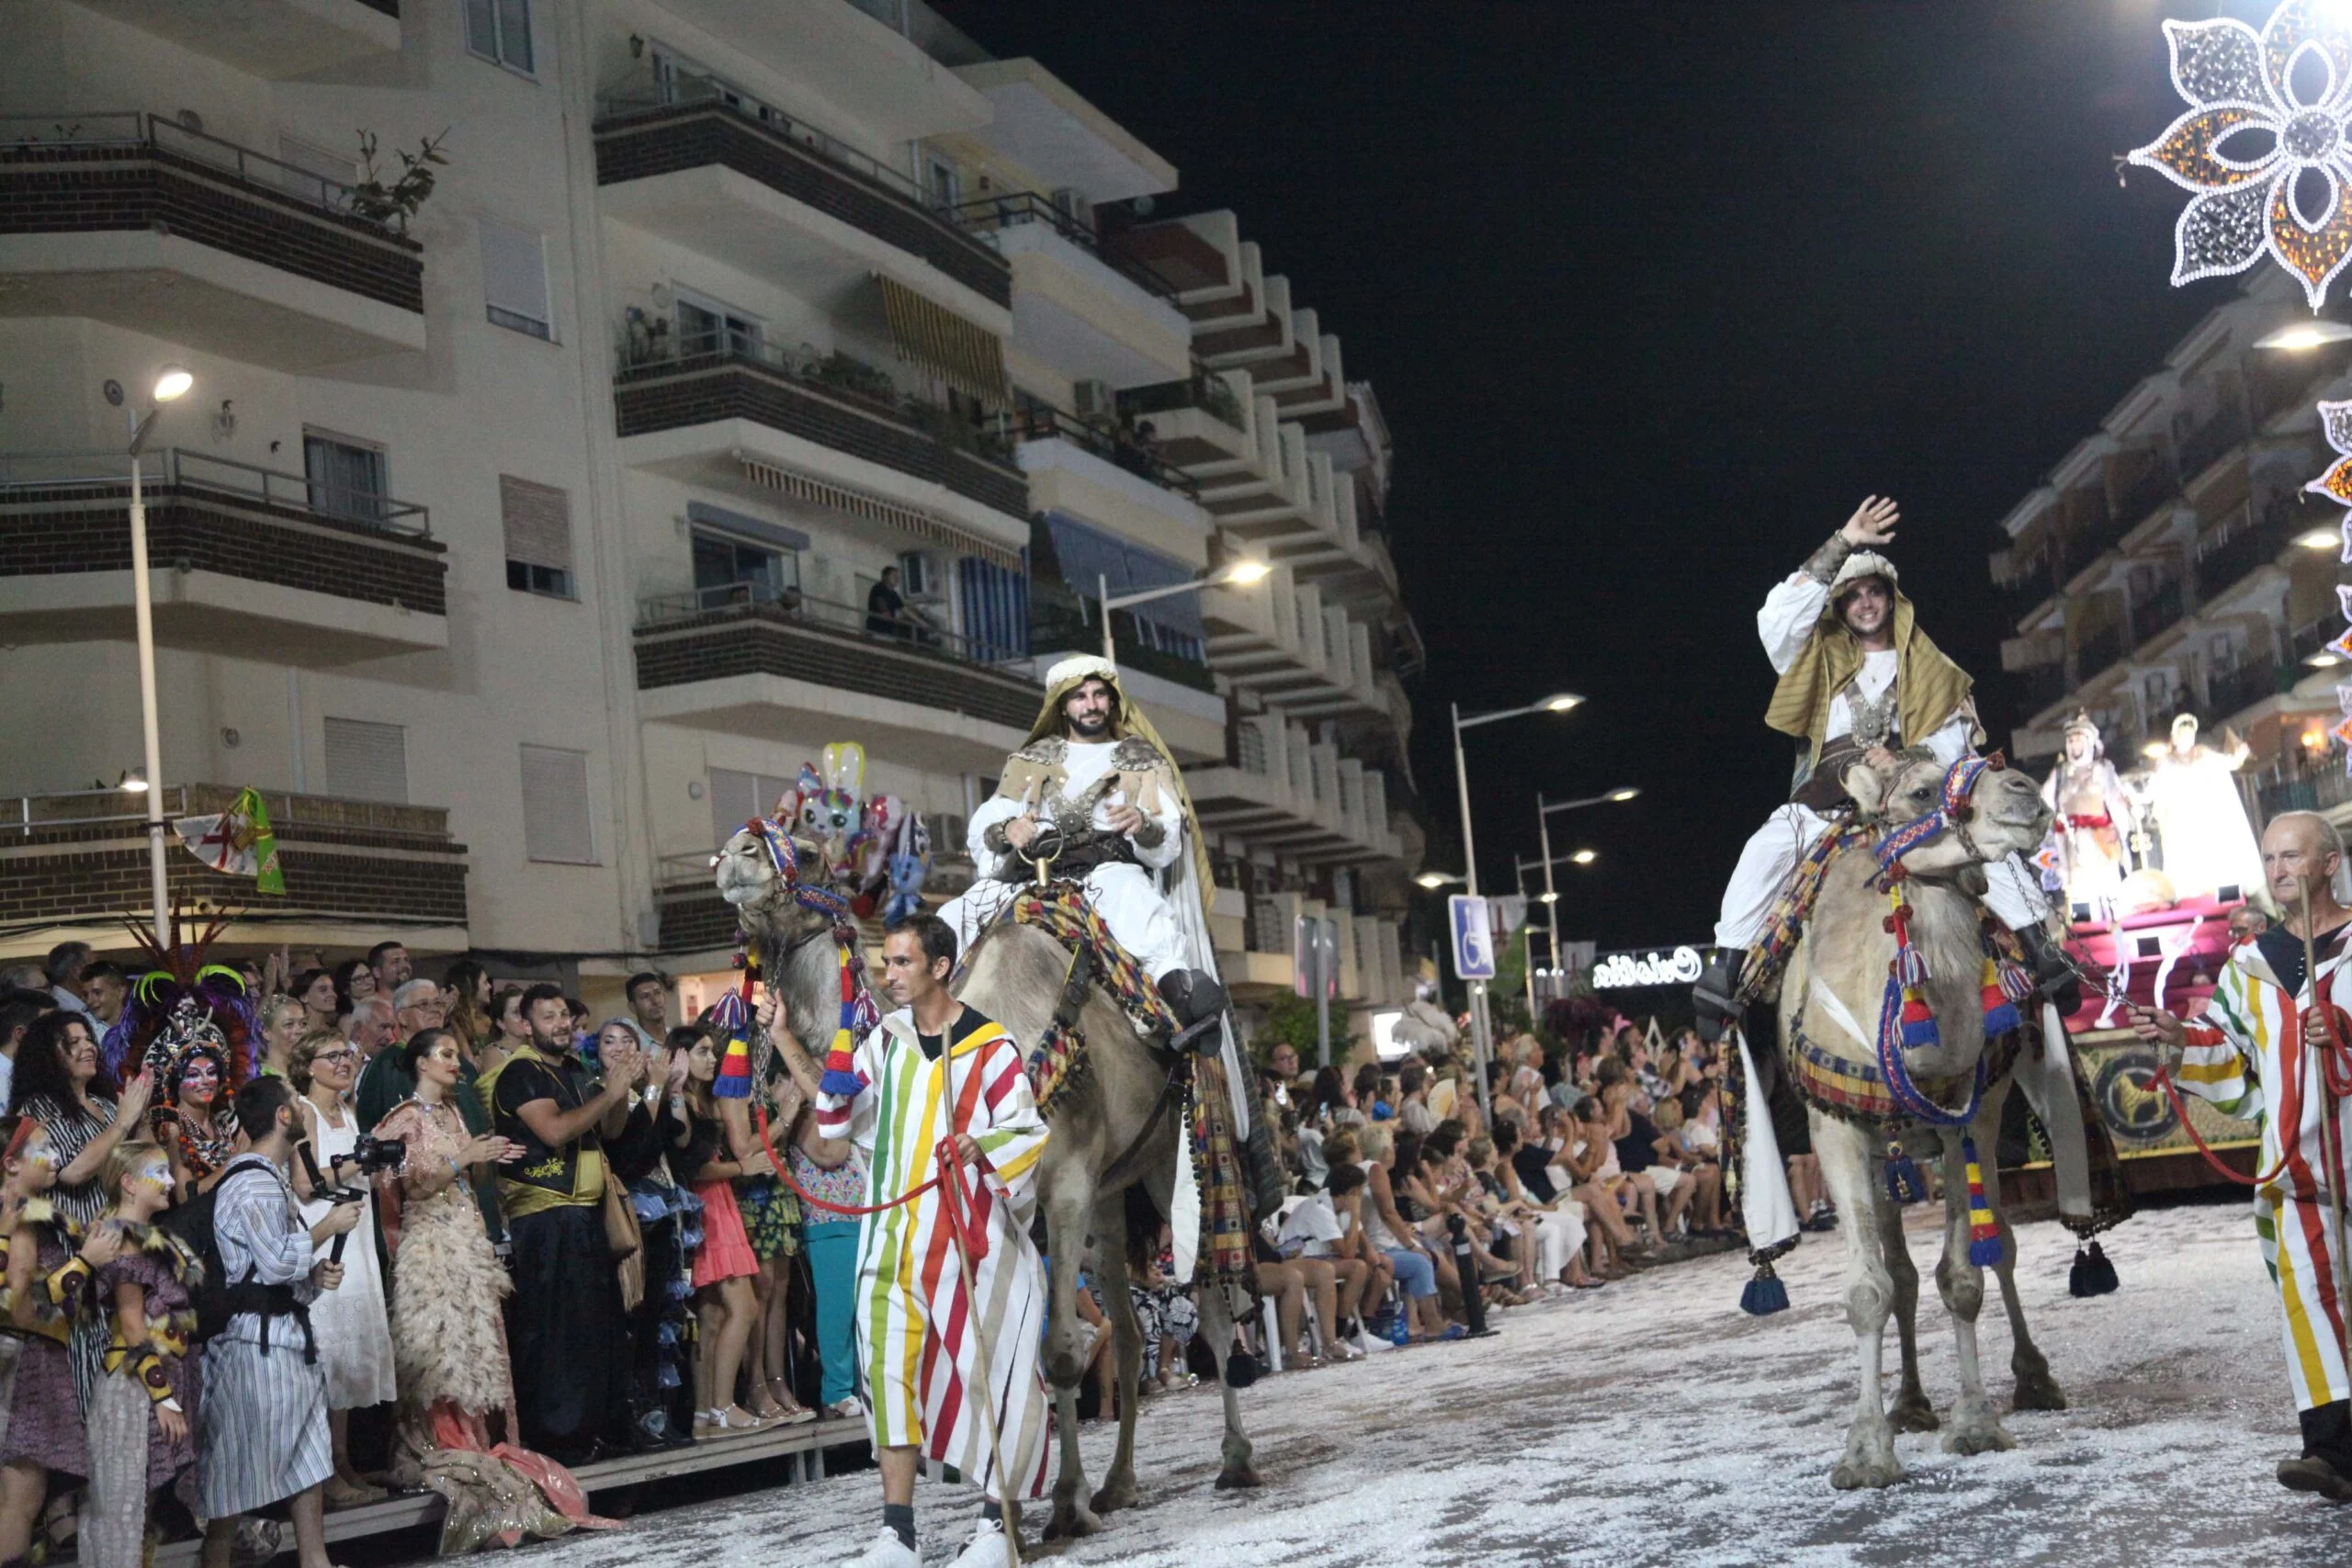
[2131,1,2352,310]
[2302,397,2352,763]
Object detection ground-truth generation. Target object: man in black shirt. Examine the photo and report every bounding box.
[866,565,913,638]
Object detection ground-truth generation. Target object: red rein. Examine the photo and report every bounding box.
[2150,987,2352,1189]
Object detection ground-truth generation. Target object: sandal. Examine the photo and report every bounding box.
[322,1475,383,1508]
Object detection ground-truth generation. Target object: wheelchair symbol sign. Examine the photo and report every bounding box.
[1449,896,1495,980]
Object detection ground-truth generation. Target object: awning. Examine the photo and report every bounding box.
[735,455,1023,570]
[877,275,1008,408]
[1041,512,1203,638]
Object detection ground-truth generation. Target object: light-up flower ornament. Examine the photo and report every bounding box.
[2132,1,2352,310]
[2300,398,2352,761]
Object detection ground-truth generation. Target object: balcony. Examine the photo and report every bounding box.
[593,93,1009,321]
[1996,555,2056,626]
[2207,660,2288,719]
[0,448,446,661]
[2076,624,2125,682]
[1190,719,1400,866]
[2175,409,2249,486]
[2109,459,2176,531]
[2018,663,2068,716]
[2194,506,2298,601]
[2130,580,2185,645]
[632,585,1037,771]
[613,344,1029,547]
[0,114,425,369]
[65,0,403,79]
[0,784,466,947]
[951,192,1191,387]
[1203,564,1390,723]
[1117,373,1253,468]
[2259,767,2352,821]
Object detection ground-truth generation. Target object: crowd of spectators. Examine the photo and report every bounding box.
[0,935,1788,1562]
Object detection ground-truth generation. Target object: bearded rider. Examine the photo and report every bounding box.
[1691,496,2076,1038]
[940,654,1227,1040]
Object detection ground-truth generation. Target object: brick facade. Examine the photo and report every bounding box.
[614,357,1028,520]
[594,106,1010,309]
[0,141,424,313]
[0,481,447,615]
[635,602,1038,730]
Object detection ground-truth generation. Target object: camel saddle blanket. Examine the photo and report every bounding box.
[989,883,1177,1115]
[1734,820,1873,1013]
[1790,1020,2023,1124]
[1188,1051,1256,1286]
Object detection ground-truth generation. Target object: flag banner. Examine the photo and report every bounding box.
[174,788,284,895]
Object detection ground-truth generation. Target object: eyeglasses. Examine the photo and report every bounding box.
[315,1049,360,1066]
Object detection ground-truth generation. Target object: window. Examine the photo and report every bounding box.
[464,0,533,73]
[302,431,387,524]
[519,744,594,863]
[693,532,797,607]
[927,157,962,211]
[480,218,552,339]
[501,475,573,598]
[324,717,408,804]
[707,767,799,847]
[675,293,761,360]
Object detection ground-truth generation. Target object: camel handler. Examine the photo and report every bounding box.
[806,915,1051,1568]
[940,653,1227,1040]
[2132,811,2352,1504]
[1692,496,2075,1039]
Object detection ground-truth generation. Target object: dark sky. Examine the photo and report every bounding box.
[932,0,2246,948]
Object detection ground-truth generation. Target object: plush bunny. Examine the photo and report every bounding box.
[882,852,929,923]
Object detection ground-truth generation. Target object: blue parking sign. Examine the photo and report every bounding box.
[1448,895,1495,980]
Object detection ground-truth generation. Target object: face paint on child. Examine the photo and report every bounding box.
[130,1152,174,1197]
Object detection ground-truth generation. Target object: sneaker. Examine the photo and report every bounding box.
[947,1517,1012,1568]
[2278,1454,2352,1502]
[840,1525,921,1568]
[825,1396,866,1421]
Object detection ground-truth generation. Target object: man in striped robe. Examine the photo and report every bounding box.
[2136,810,2352,1503]
[817,914,1049,1568]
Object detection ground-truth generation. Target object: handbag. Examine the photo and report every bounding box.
[605,1173,645,1312]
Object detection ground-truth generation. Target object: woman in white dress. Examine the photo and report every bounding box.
[288,1030,397,1507]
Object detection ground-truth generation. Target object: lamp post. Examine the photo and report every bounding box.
[124,366,193,946]
[1535,785,1636,1007]
[1096,557,1270,662]
[1449,694,1584,1117]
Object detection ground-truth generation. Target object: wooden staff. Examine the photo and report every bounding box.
[2297,876,2352,1349]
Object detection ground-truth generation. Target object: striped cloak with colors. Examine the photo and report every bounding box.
[2176,930,2352,1413]
[815,1004,1050,1499]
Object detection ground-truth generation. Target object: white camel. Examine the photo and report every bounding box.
[1772,750,2054,1488]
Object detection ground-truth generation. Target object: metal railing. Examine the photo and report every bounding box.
[2194,499,2297,599]
[5,783,447,840]
[2076,623,2126,681]
[2131,579,2184,644]
[637,582,1031,670]
[0,447,430,536]
[0,112,389,233]
[2292,616,2341,663]
[616,336,1017,468]
[1119,373,1249,434]
[2260,767,2352,819]
[594,65,933,209]
[1011,405,1201,498]
[2206,659,2285,717]
[947,190,1182,301]
[2175,409,2248,483]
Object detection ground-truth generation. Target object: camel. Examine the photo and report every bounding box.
[1769,750,2056,1489]
[714,825,1258,1541]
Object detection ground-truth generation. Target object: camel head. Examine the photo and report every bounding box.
[714,823,837,951]
[1845,751,2052,879]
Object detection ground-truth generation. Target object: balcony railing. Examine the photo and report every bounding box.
[2259,767,2352,819]
[0,447,429,536]
[1996,556,2055,620]
[638,582,1026,668]
[2174,409,2249,484]
[612,341,1026,518]
[948,190,1182,302]
[2077,624,2125,682]
[1012,405,1201,498]
[2110,459,2175,527]
[2130,580,2185,644]
[2195,502,2298,599]
[2293,616,2342,664]
[2206,660,2287,717]
[1,112,379,226]
[1118,373,1248,433]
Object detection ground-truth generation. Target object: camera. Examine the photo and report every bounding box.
[347,1134,406,1176]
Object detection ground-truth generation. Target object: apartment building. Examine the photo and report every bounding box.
[0,0,1419,1035]
[1990,270,2352,829]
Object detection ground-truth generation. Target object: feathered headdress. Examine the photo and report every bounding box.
[101,905,257,1086]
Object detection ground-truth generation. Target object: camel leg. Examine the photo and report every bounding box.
[1087,1193,1144,1517]
[1933,1123,2015,1457]
[1192,1281,1261,1490]
[1981,1079,2068,1412]
[1814,1111,1904,1490]
[1040,1168,1103,1540]
[1880,1140,1938,1434]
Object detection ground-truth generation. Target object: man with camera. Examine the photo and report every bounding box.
[197,1077,362,1568]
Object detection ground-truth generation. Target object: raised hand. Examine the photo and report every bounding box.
[1840,496,1899,549]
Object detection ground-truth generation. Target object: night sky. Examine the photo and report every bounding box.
[933,0,2249,950]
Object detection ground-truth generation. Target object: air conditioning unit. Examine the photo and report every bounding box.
[1051,186,1091,229]
[899,550,942,597]
[1072,379,1113,419]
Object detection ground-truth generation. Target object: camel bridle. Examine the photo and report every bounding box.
[1870,755,2006,884]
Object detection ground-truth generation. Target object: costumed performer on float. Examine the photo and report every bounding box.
[2132,810,2352,1503]
[2041,710,2142,915]
[2146,711,2263,901]
[940,653,1229,1039]
[1692,495,2075,1038]
[808,916,1049,1568]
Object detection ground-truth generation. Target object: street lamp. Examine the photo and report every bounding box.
[2256,321,2352,350]
[1514,841,1604,1012]
[1450,694,1585,1115]
[1532,785,1635,1022]
[122,364,193,945]
[1096,558,1271,661]
[1415,869,1466,890]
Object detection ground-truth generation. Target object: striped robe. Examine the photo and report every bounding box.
[2177,931,2352,1413]
[198,1157,333,1519]
[815,1005,1050,1500]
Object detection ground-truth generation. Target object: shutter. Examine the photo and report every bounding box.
[323,718,408,804]
[499,476,571,572]
[520,745,594,864]
[480,218,550,337]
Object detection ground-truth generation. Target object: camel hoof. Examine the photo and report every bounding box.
[1941,1402,2017,1457]
[1831,1416,1902,1490]
[1830,1457,1906,1491]
[1044,1503,1103,1540]
[1214,1465,1263,1491]
[1886,1391,1940,1434]
[1090,1473,1137,1516]
[2011,1369,2069,1412]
